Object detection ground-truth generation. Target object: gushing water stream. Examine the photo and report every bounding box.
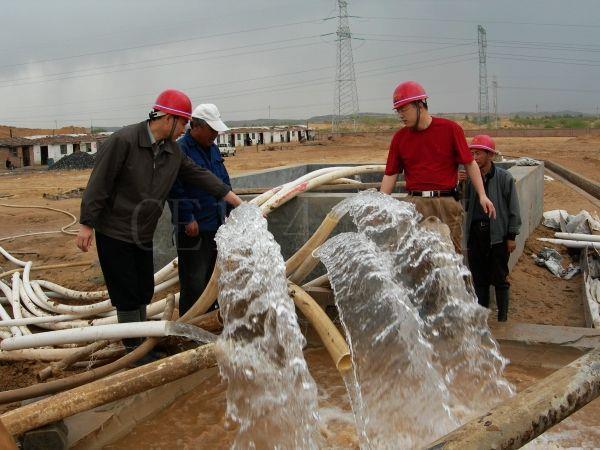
[316,191,514,448]
[214,204,322,449]
[213,192,513,450]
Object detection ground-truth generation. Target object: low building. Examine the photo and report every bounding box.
[0,137,35,169]
[216,125,315,148]
[1,134,107,168]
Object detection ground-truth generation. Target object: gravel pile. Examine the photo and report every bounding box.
[49,152,96,170]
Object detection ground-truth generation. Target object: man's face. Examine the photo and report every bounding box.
[169,115,189,141]
[395,103,418,128]
[190,121,218,148]
[471,148,494,169]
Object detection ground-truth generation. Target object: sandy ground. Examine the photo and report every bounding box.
[0,133,598,444]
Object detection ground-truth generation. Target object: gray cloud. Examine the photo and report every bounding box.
[1,0,599,128]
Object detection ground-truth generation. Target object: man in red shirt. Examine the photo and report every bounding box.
[381,81,495,253]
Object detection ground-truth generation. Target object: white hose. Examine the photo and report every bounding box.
[0,245,27,267]
[538,238,600,249]
[0,321,214,351]
[154,258,178,284]
[260,165,385,214]
[0,281,22,336]
[12,273,30,335]
[32,282,113,315]
[250,166,346,206]
[36,280,108,300]
[554,232,600,243]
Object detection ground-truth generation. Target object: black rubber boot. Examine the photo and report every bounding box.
[496,287,509,322]
[474,285,490,308]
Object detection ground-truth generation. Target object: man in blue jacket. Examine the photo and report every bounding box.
[464,135,521,322]
[168,104,232,315]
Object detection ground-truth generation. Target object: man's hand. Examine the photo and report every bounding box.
[185,220,199,237]
[479,195,497,219]
[76,224,94,252]
[457,169,467,182]
[506,239,516,253]
[224,191,244,207]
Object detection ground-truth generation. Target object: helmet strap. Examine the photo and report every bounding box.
[413,101,421,131]
[167,115,178,141]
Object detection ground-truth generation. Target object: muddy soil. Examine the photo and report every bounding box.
[0,133,598,446]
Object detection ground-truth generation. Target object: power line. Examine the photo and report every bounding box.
[2,44,470,114]
[0,34,329,87]
[1,53,477,123]
[0,18,327,72]
[357,16,600,29]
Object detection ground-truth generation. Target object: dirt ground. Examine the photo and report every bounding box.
[0,133,598,443]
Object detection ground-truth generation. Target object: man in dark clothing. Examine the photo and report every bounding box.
[464,135,521,321]
[168,103,231,315]
[76,90,243,352]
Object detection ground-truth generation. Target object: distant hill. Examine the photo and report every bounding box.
[226,119,307,127]
[0,124,88,138]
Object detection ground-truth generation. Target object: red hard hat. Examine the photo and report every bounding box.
[393,81,428,109]
[152,89,192,120]
[469,134,497,154]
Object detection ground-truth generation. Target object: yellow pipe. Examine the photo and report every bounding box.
[285,213,340,276]
[288,283,351,373]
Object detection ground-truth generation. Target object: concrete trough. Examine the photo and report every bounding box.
[153,162,545,274]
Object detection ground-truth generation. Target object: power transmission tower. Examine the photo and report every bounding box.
[477,25,489,125]
[332,0,359,133]
[491,75,498,129]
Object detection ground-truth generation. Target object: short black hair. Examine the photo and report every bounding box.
[190,118,207,128]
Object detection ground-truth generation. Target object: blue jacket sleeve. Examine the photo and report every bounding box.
[168,178,195,225]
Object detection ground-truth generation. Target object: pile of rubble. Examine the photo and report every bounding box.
[49,152,96,170]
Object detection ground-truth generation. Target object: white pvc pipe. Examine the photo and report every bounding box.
[154,258,178,284]
[0,321,212,351]
[31,282,113,315]
[538,238,600,249]
[36,280,108,301]
[153,275,179,294]
[0,281,22,336]
[250,166,346,206]
[260,165,386,214]
[554,232,600,243]
[0,314,92,327]
[12,273,30,335]
[0,245,27,267]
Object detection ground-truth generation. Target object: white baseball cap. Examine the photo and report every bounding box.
[191,103,229,132]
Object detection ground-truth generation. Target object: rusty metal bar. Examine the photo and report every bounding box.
[426,346,600,449]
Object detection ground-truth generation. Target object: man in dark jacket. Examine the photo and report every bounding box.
[168,103,231,315]
[76,90,242,351]
[464,135,521,322]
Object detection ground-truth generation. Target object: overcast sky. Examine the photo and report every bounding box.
[1,0,599,128]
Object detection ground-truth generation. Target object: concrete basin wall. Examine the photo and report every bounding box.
[153,163,544,274]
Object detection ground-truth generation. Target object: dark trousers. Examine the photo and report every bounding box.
[467,221,510,310]
[175,230,218,315]
[96,231,155,311]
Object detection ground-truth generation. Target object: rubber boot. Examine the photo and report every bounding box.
[474,285,490,308]
[116,309,142,352]
[496,287,509,322]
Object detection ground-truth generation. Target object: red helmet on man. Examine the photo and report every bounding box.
[469,134,497,154]
[151,89,192,120]
[393,81,428,109]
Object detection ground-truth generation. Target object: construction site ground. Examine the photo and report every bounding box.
[0,133,599,444]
